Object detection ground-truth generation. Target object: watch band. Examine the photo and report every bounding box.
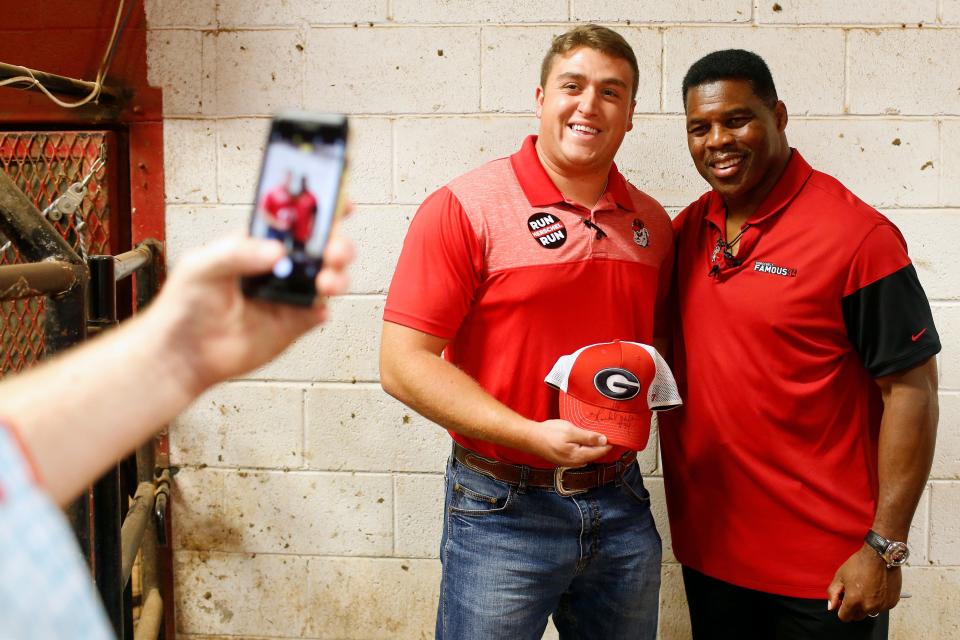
[864,529,909,568]
[864,529,890,555]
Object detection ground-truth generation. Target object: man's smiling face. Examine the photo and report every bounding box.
[535,46,636,178]
[684,78,789,210]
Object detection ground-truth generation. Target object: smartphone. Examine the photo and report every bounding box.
[241,112,349,306]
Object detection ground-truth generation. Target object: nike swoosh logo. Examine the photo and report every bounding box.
[912,328,927,342]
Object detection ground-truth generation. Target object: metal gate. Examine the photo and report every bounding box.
[0,131,115,374]
[0,128,171,640]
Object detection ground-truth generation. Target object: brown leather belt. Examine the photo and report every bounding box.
[452,442,636,496]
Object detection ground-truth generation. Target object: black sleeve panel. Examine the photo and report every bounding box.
[842,263,941,378]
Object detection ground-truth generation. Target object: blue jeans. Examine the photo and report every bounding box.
[436,454,662,640]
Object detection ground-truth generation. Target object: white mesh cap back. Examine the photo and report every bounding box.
[544,343,597,392]
[637,343,683,411]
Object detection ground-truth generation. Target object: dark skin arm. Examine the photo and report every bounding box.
[827,356,938,621]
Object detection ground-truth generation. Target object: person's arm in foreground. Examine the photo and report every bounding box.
[380,322,611,467]
[827,356,939,620]
[0,234,353,506]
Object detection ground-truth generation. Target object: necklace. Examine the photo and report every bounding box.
[711,224,750,264]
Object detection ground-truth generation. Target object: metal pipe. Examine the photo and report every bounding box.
[131,245,170,640]
[133,239,164,312]
[153,469,171,548]
[0,61,121,103]
[120,482,156,587]
[134,589,163,640]
[135,445,160,620]
[113,244,153,282]
[0,169,85,266]
[88,255,117,326]
[0,260,81,299]
[84,250,123,636]
[57,302,89,552]
[93,466,124,638]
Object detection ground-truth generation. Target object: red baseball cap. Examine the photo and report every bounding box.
[544,341,681,451]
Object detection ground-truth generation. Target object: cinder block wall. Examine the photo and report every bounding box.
[145,1,960,638]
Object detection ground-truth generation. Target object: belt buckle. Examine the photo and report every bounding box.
[554,466,587,496]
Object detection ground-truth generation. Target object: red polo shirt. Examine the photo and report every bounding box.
[384,136,673,467]
[661,150,940,597]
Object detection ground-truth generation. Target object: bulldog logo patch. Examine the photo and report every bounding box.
[632,218,649,247]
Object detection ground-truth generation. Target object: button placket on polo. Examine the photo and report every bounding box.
[587,199,620,258]
[557,199,599,259]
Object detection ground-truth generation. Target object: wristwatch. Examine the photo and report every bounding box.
[864,529,910,568]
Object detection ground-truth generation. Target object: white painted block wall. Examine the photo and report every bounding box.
[146,1,960,637]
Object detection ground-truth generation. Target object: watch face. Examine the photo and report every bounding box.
[884,541,910,566]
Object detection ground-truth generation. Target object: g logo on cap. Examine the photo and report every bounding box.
[594,368,641,400]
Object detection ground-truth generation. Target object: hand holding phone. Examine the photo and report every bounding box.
[242,112,349,306]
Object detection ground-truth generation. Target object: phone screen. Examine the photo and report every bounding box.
[243,113,348,306]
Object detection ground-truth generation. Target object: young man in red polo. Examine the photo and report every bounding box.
[380,25,673,640]
[661,49,940,639]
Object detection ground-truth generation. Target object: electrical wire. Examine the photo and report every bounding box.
[101,0,137,78]
[0,0,127,109]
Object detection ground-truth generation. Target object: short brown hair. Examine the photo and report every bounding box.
[540,24,639,99]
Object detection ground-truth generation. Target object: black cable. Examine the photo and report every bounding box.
[102,0,138,79]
